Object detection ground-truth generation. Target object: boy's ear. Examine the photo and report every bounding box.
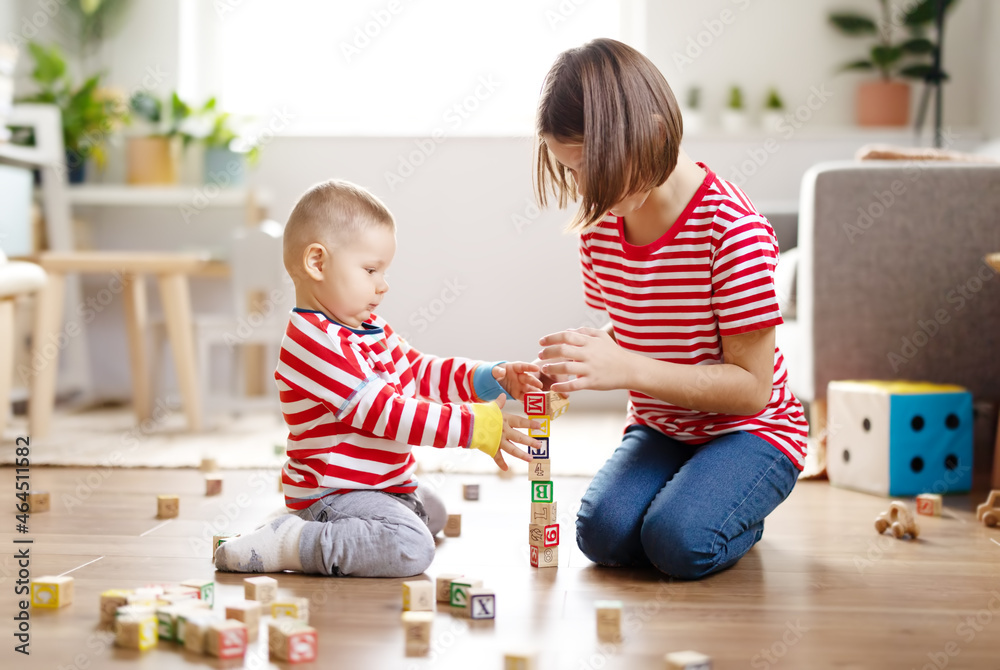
[303,242,328,281]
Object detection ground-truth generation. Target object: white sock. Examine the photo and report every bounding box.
[214,514,306,573]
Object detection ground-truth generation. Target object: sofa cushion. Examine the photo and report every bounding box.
[774,246,798,320]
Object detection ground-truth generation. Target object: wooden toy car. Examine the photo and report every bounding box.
[874,501,919,539]
[976,490,1000,527]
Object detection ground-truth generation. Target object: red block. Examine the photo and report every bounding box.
[524,392,547,416]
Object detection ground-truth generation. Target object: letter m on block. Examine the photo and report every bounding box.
[524,392,546,416]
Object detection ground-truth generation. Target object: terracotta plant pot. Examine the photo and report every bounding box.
[856,80,911,127]
[126,136,179,185]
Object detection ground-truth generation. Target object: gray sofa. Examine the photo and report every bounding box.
[776,160,1000,419]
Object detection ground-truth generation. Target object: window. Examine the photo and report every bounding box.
[197,0,621,135]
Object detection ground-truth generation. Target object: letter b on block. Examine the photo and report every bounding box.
[531,481,554,503]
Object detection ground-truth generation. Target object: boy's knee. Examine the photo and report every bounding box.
[391,522,436,577]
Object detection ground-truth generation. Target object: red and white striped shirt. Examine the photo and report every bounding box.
[274,309,488,509]
[580,163,809,469]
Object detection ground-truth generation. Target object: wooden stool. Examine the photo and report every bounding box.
[0,252,47,435]
[29,251,219,437]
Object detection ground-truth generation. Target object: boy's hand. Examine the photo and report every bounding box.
[491,394,541,472]
[492,362,543,401]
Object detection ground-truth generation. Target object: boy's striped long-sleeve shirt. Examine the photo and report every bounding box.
[275,308,503,510]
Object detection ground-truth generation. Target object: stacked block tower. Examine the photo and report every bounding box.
[524,391,569,568]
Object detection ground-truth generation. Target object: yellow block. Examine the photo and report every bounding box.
[31,576,74,608]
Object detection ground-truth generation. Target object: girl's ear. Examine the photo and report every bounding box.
[303,242,328,281]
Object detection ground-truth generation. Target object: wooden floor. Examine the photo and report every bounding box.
[1,465,999,669]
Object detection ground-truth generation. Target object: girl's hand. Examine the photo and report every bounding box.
[491,394,540,472]
[491,362,543,401]
[538,327,632,393]
[530,357,570,393]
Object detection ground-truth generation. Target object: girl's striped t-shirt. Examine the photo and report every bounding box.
[579,163,809,469]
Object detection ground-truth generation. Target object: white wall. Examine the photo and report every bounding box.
[983,1,1000,139]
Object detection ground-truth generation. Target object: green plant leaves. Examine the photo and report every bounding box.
[900,37,935,54]
[27,42,67,87]
[903,0,958,27]
[829,13,878,35]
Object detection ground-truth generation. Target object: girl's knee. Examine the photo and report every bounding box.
[576,510,640,567]
[640,514,728,580]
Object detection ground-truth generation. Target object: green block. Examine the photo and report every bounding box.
[531,480,554,503]
[450,581,473,608]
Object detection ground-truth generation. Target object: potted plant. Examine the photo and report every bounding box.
[14,41,128,183]
[762,88,785,134]
[680,85,703,136]
[201,102,260,187]
[828,0,957,127]
[126,91,205,184]
[720,85,747,134]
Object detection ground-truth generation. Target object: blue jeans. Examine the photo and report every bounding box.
[577,425,800,580]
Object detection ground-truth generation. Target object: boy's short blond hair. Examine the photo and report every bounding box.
[283,179,395,278]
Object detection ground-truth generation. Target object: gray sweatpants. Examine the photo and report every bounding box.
[292,484,446,578]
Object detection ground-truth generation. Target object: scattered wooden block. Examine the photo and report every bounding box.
[468,587,496,620]
[664,650,713,669]
[156,605,184,641]
[595,600,623,642]
[271,597,310,623]
[179,579,215,606]
[226,600,263,641]
[99,589,132,625]
[547,391,570,419]
[915,493,943,516]
[463,484,480,501]
[530,502,557,525]
[528,438,549,459]
[200,457,218,472]
[444,514,462,537]
[205,474,223,496]
[157,494,179,519]
[180,613,218,652]
[402,580,435,611]
[115,612,158,650]
[528,459,551,481]
[528,524,545,547]
[528,417,550,438]
[504,651,536,670]
[402,610,433,656]
[976,490,1000,527]
[31,575,74,608]
[27,490,50,513]
[212,533,237,559]
[436,574,463,603]
[531,480,554,503]
[874,501,920,539]
[268,618,318,663]
[205,619,248,659]
[244,576,278,605]
[530,545,558,568]
[449,578,483,608]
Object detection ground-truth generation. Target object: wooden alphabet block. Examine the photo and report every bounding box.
[531,480,554,503]
[915,493,943,516]
[244,576,278,605]
[528,524,545,547]
[115,613,158,650]
[528,417,550,438]
[596,600,623,641]
[199,457,218,472]
[664,650,713,669]
[449,578,483,608]
[31,575,74,608]
[524,392,547,416]
[402,611,434,656]
[226,600,263,641]
[179,579,215,606]
[27,490,50,512]
[212,533,237,559]
[528,459,551,481]
[467,587,495,620]
[504,651,537,670]
[157,494,179,519]
[204,474,223,496]
[100,589,132,625]
[543,523,559,547]
[402,580,435,611]
[156,605,186,641]
[205,619,248,659]
[271,597,310,623]
[436,574,463,603]
[528,438,549,459]
[444,513,462,537]
[463,484,480,500]
[268,618,318,663]
[547,391,570,419]
[530,502,557,525]
[180,613,219,652]
[530,545,558,568]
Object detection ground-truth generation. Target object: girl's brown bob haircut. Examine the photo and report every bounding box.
[534,38,683,231]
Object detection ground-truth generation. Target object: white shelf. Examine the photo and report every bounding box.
[64,184,272,208]
[0,141,55,168]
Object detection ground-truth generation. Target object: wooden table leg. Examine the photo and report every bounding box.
[157,272,203,432]
[992,413,1000,489]
[28,271,66,439]
[121,273,152,423]
[0,300,14,436]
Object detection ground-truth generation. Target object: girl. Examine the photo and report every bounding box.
[534,38,809,580]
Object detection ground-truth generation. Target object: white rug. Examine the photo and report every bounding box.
[2,405,629,476]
